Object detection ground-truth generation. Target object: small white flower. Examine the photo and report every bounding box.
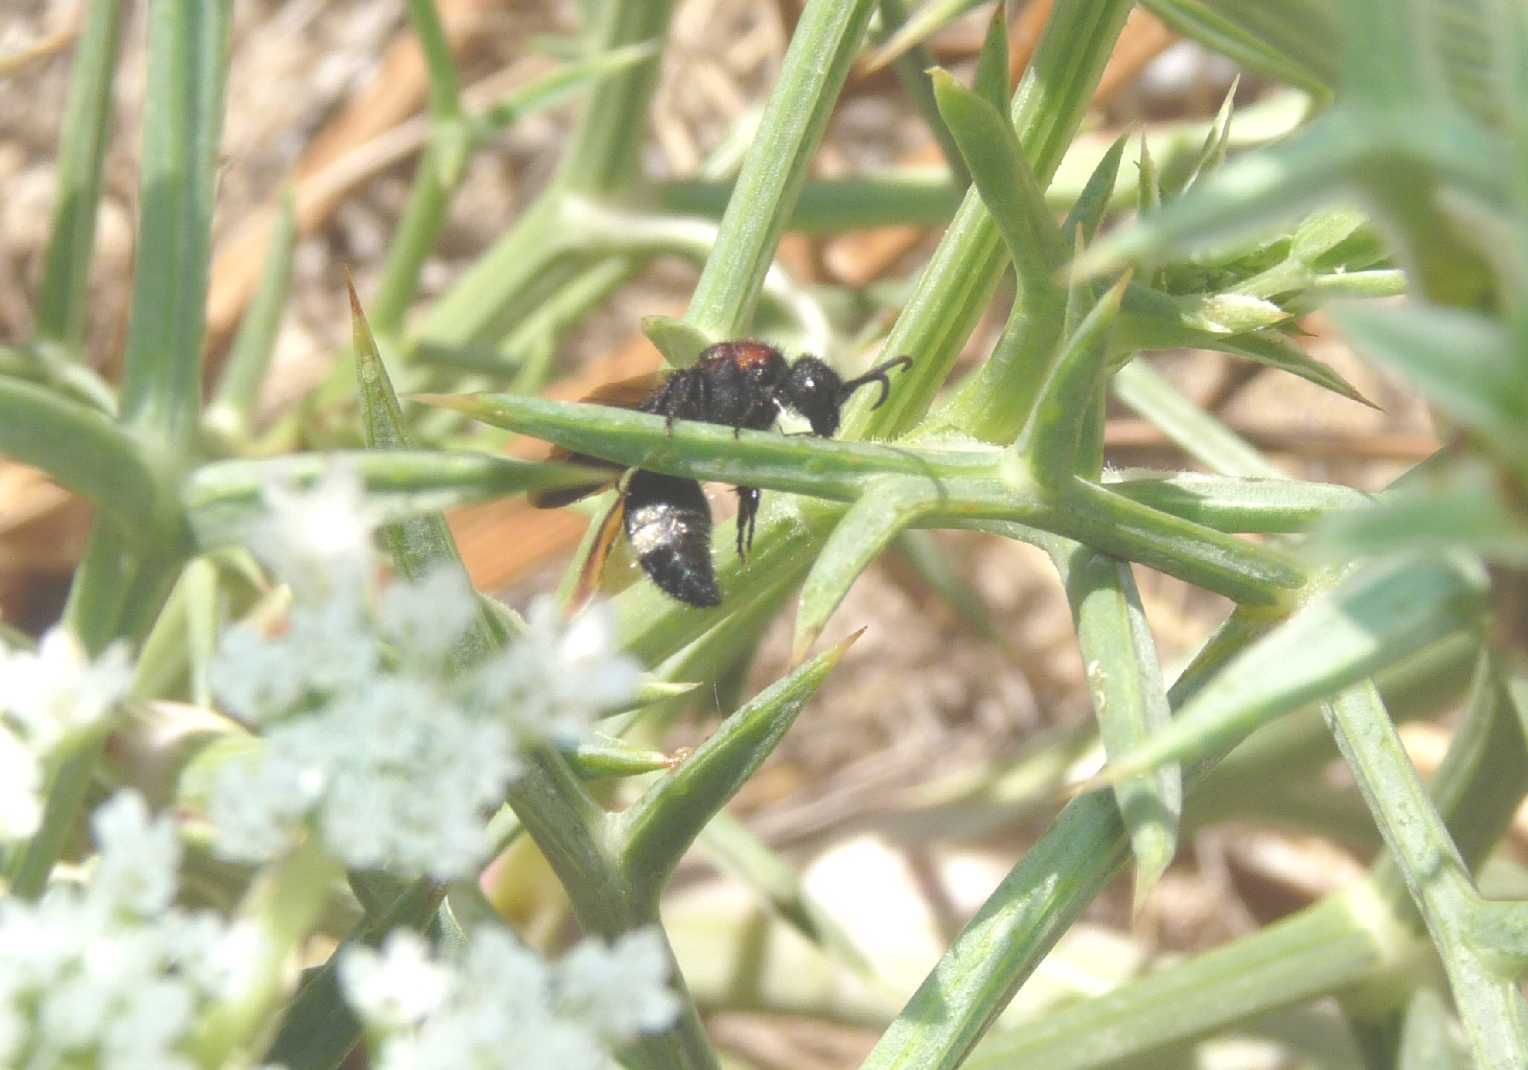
[4,626,132,752]
[247,463,381,595]
[469,598,640,745]
[339,931,451,1030]
[343,925,677,1070]
[555,929,679,1041]
[0,724,42,841]
[377,566,480,669]
[90,791,182,917]
[0,793,278,1069]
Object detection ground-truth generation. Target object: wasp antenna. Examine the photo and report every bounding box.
[839,354,913,408]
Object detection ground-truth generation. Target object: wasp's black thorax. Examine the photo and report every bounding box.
[638,340,792,432]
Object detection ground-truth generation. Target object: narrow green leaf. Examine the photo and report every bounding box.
[0,376,159,530]
[1018,273,1128,482]
[1399,987,1470,1070]
[642,315,713,369]
[681,0,877,341]
[1061,134,1129,247]
[1107,470,1369,533]
[1055,545,1180,914]
[1073,117,1365,282]
[35,0,124,353]
[973,2,1010,113]
[1337,0,1432,112]
[1334,304,1528,469]
[1140,0,1337,100]
[1180,77,1240,193]
[794,478,933,661]
[699,810,871,974]
[964,894,1386,1070]
[119,0,232,450]
[619,636,855,904]
[205,192,297,448]
[1315,460,1528,564]
[353,280,487,593]
[930,68,1066,295]
[561,738,672,780]
[1082,552,1489,788]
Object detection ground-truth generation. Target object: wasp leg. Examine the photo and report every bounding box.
[735,486,760,563]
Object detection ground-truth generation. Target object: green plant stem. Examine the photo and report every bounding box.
[858,608,1276,1070]
[119,0,232,452]
[35,0,123,354]
[206,192,297,450]
[680,0,877,347]
[851,0,1135,441]
[1324,678,1528,1064]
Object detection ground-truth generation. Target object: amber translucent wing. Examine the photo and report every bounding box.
[568,493,627,615]
[528,372,667,508]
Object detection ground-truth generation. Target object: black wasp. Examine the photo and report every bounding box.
[530,341,912,608]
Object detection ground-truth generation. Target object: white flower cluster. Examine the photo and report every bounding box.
[0,792,275,1070]
[0,627,133,842]
[339,927,680,1070]
[208,466,640,880]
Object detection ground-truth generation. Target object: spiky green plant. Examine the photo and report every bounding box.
[4,0,1528,1067]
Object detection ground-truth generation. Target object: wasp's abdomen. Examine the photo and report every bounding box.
[623,471,721,608]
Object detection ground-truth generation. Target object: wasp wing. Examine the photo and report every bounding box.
[528,371,667,508]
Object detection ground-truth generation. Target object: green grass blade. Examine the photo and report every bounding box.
[118,0,232,450]
[1017,274,1127,480]
[620,637,854,906]
[0,376,158,529]
[475,42,659,135]
[1399,987,1471,1070]
[35,0,124,354]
